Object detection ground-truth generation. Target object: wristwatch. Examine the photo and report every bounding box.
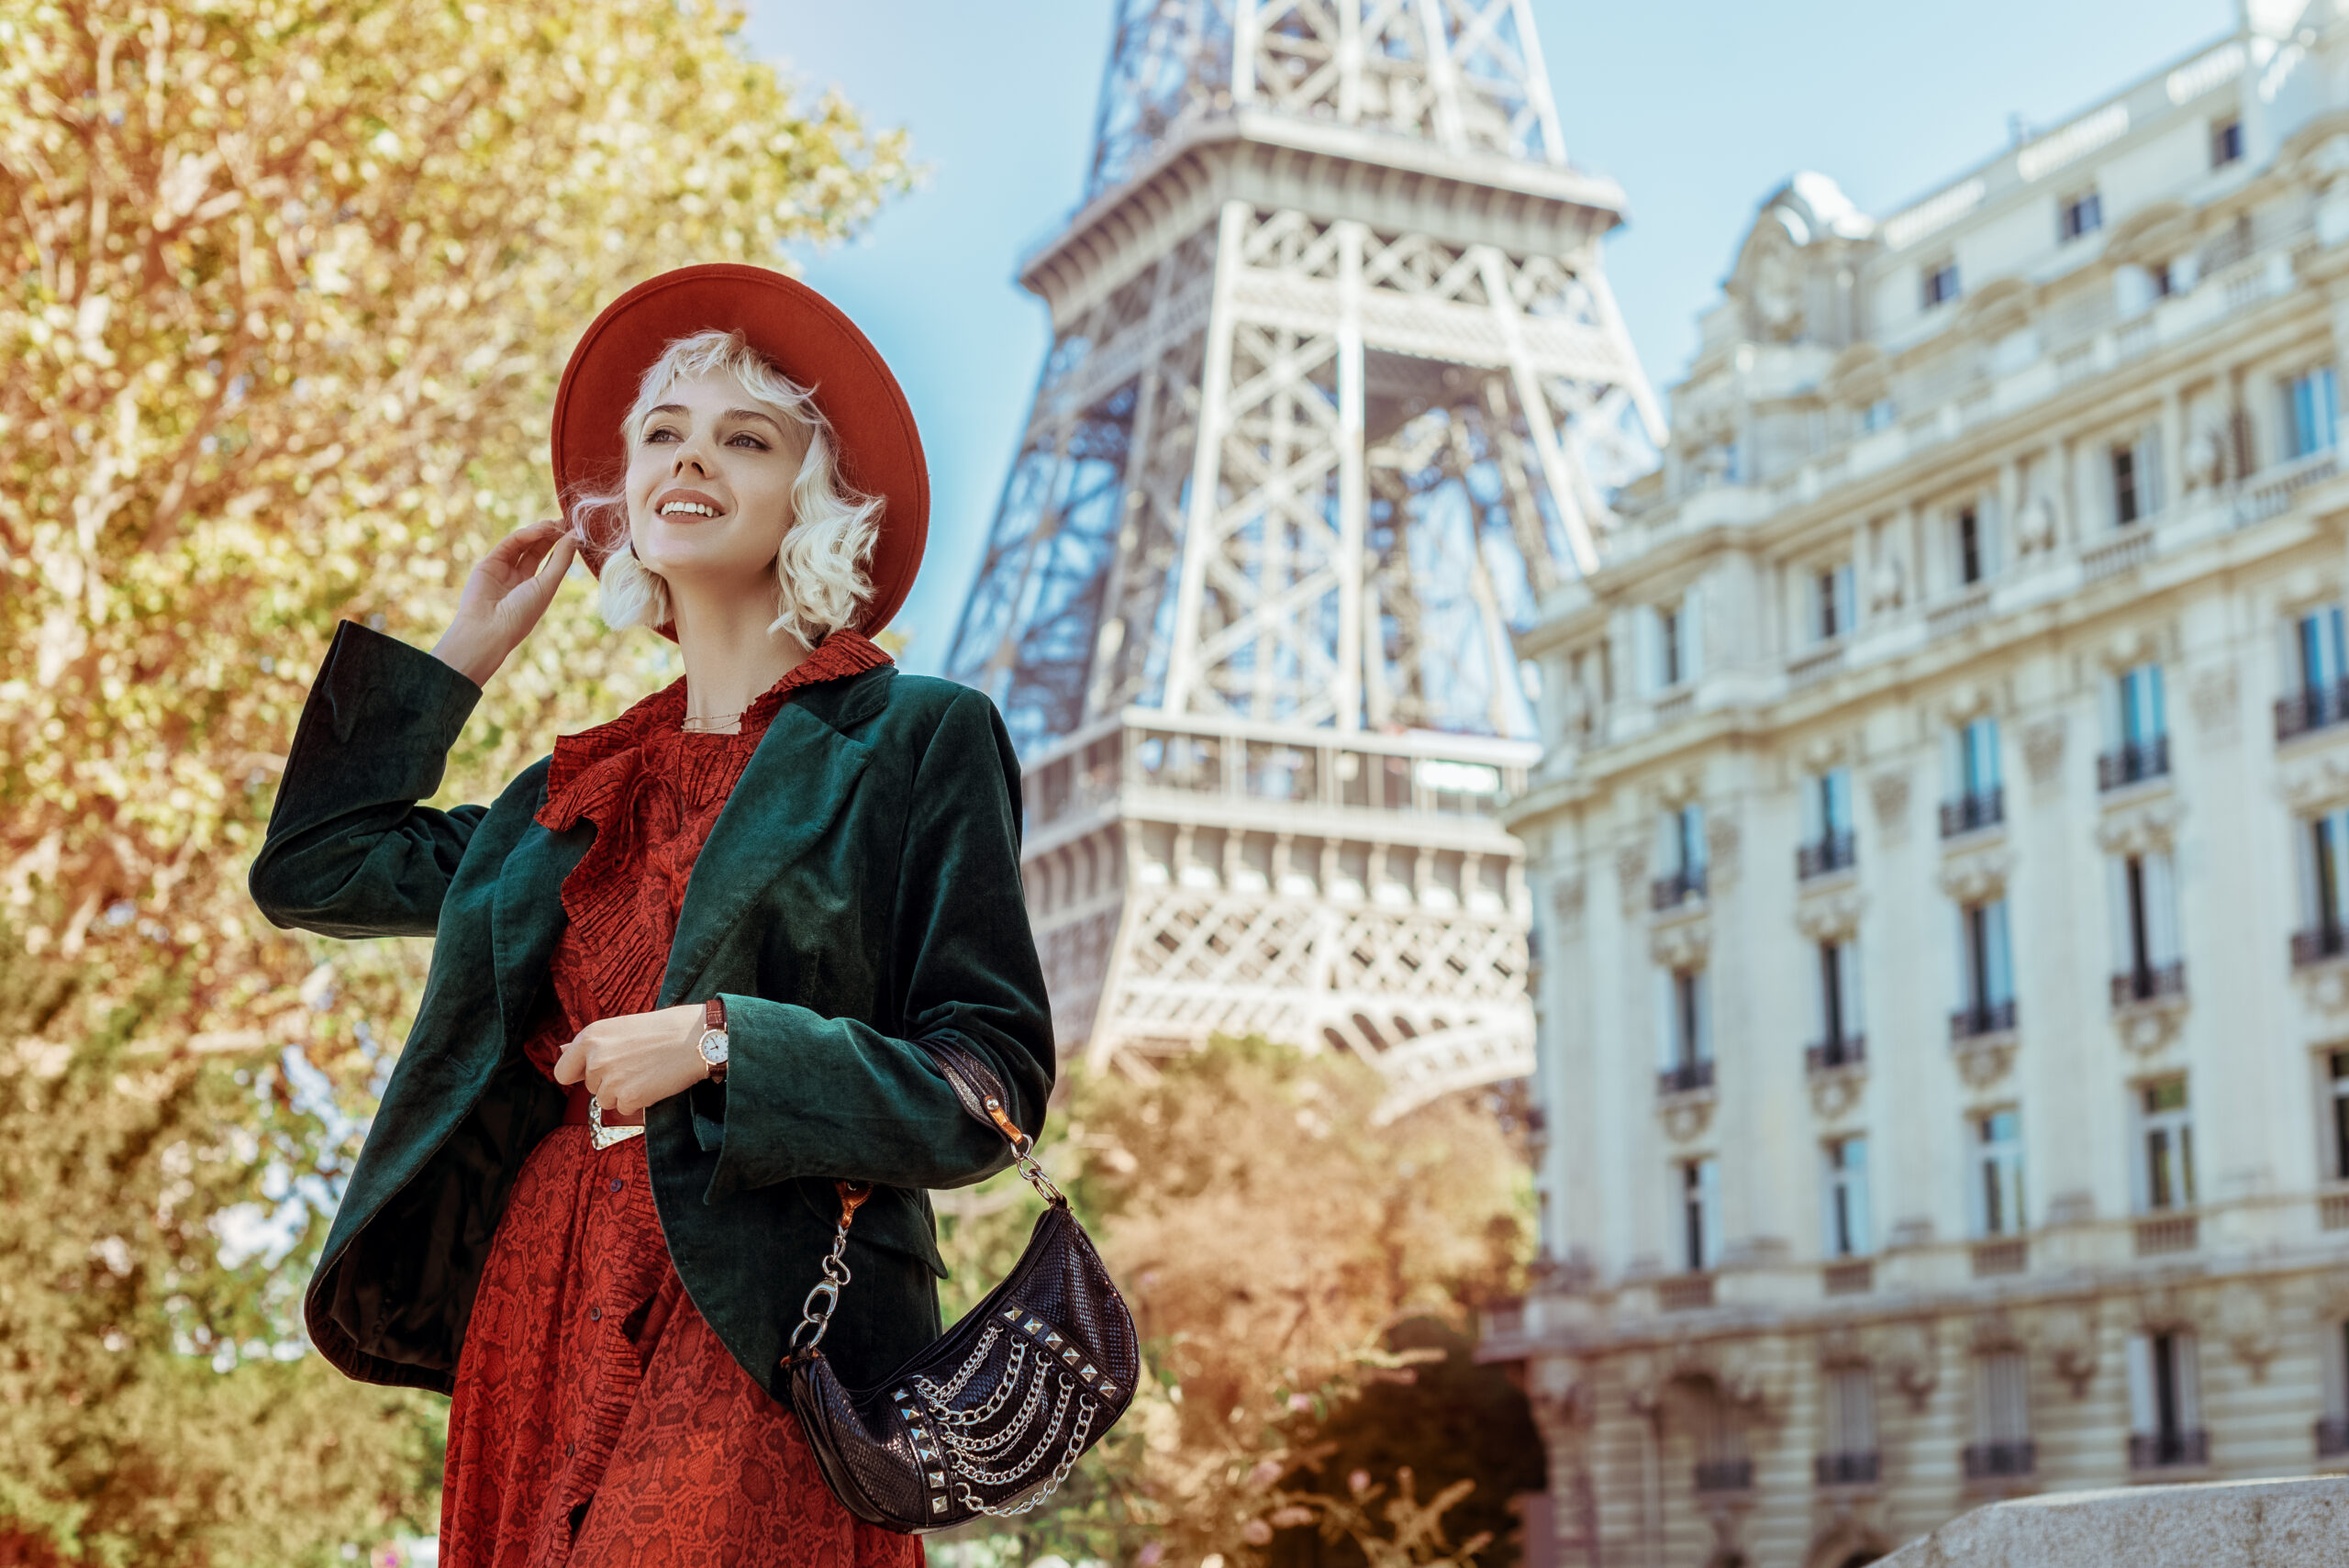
[696,996,729,1084]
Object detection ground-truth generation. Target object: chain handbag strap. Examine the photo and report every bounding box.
[789,1049,1060,1355]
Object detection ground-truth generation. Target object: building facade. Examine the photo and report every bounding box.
[1488,6,2349,1564]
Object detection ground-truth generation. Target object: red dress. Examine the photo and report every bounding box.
[439,631,919,1568]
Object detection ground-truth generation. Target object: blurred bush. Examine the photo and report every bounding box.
[0,0,906,1557]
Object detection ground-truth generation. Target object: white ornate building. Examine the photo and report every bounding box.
[1486,5,2349,1564]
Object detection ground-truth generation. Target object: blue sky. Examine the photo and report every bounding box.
[740,0,2228,674]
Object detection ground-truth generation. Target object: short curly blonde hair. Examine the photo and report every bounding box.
[568,329,884,648]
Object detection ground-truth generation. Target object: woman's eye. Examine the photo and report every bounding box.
[728,433,769,450]
[644,428,677,443]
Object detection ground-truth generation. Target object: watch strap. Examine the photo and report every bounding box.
[703,995,729,1084]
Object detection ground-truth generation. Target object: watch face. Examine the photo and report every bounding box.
[700,1029,729,1065]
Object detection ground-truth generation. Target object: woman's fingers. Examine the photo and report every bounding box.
[551,1036,585,1084]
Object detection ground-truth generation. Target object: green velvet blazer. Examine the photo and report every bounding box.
[249,619,1053,1401]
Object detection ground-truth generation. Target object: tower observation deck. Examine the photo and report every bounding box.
[947,0,1660,1117]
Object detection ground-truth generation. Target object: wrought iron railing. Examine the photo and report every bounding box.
[1651,865,1708,910]
[1657,1273,1716,1312]
[1693,1458,1752,1494]
[1940,786,2004,838]
[1962,1440,2036,1479]
[1657,1060,1715,1096]
[1797,831,1857,880]
[2293,925,2349,968]
[2133,1213,2199,1256]
[2319,1417,2349,1458]
[2097,735,2170,791]
[2109,962,2187,1007]
[1814,1451,1880,1486]
[1950,999,2018,1040]
[1970,1238,2028,1277]
[2277,680,2349,741]
[1806,1036,1866,1073]
[2128,1429,2209,1470]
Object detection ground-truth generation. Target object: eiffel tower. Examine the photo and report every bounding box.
[947,0,1659,1117]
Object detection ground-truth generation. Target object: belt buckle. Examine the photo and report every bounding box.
[587,1095,644,1151]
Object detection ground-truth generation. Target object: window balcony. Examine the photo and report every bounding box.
[1940,786,2005,839]
[1950,999,2018,1040]
[1971,1238,2029,1277]
[2133,1212,2199,1256]
[2293,925,2348,968]
[1651,866,1707,911]
[2098,735,2170,791]
[1693,1458,1752,1494]
[2128,1429,2210,1470]
[1814,1451,1881,1487]
[1658,1273,1717,1312]
[1963,1440,2036,1480]
[1657,1060,1715,1096]
[2110,962,2187,1008]
[1807,1035,1866,1073]
[2277,681,2349,741]
[1822,1259,1874,1296]
[1797,830,1857,880]
[2318,1417,2349,1459]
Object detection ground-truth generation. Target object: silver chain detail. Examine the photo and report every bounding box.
[787,1211,856,1353]
[914,1325,1005,1409]
[952,1394,1097,1518]
[941,1375,1075,1487]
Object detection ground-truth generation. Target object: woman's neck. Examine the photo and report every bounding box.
[668,589,812,731]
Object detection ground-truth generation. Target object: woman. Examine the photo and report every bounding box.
[250,264,1053,1564]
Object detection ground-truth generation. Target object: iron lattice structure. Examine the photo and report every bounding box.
[948,0,1660,1118]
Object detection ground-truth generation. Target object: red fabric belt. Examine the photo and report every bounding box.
[562,1081,643,1129]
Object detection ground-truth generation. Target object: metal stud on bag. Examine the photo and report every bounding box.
[781,1045,1139,1532]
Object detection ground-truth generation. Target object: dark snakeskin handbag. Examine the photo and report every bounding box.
[785,1040,1139,1530]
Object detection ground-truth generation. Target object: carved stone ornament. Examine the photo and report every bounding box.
[1809,1062,1865,1121]
[1616,842,1650,917]
[1967,1309,2023,1355]
[1816,1324,1866,1369]
[1941,682,1995,723]
[2115,997,2188,1057]
[2039,1301,2099,1396]
[1706,814,1742,891]
[2216,1282,2279,1379]
[2022,717,2065,793]
[1658,768,1701,806]
[2281,751,2349,816]
[2097,798,2180,856]
[2301,963,2349,1014]
[1660,1091,1717,1144]
[1714,1337,1784,1415]
[1938,849,2012,904]
[2016,494,2060,557]
[1869,770,1911,840]
[1651,917,1712,970]
[1550,873,1586,929]
[2192,664,2240,744]
[1877,1320,1940,1411]
[1953,1033,2019,1091]
[2183,424,2227,493]
[1529,1356,1589,1429]
[1869,547,1908,615]
[1795,887,1865,942]
[1799,732,1852,773]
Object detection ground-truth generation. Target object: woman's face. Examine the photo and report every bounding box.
[625,370,807,595]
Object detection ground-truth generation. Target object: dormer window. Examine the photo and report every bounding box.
[1923,260,1961,310]
[2060,189,2104,243]
[2211,117,2243,168]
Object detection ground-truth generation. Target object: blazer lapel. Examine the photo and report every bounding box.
[657,698,874,1007]
[490,817,593,1047]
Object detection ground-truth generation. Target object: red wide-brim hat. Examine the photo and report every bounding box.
[551,263,929,639]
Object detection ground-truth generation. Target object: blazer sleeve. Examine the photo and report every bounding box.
[247,618,489,940]
[701,686,1055,1200]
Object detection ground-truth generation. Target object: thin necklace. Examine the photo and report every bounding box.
[680,706,751,734]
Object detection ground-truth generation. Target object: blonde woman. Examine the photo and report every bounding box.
[251,265,1051,1564]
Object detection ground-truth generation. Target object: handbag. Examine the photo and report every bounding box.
[784,1036,1140,1530]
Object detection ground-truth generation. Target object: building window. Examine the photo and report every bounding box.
[2060,189,2104,242]
[2100,662,2169,789]
[2322,1322,2349,1458]
[1975,1109,2026,1237]
[1956,506,1986,586]
[2332,1053,2349,1184]
[1681,1157,1720,1272]
[1657,603,1684,687]
[2211,117,2243,168]
[2110,851,2184,1006]
[1863,397,1897,433]
[1809,939,1865,1069]
[1923,259,1961,309]
[2286,366,2339,461]
[2282,605,2349,741]
[2127,1330,2207,1469]
[2297,809,2349,965]
[1798,767,1856,879]
[1822,1136,1871,1259]
[1818,1366,1880,1485]
[1645,588,1702,692]
[1941,717,2003,837]
[1954,898,2017,1038]
[1965,1349,2035,1478]
[2152,261,2176,298]
[1813,562,1857,642]
[1657,964,1713,1095]
[2111,442,2142,525]
[2140,1078,2196,1211]
[1653,805,1707,908]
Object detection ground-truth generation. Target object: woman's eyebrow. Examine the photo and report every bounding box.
[722,408,785,433]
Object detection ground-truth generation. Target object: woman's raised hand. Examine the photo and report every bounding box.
[430,518,581,687]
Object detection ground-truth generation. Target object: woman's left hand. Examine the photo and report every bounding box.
[552,1004,711,1115]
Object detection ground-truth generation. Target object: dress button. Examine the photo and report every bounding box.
[609,1177,624,1193]
[566,1441,576,1458]
[588,1305,601,1322]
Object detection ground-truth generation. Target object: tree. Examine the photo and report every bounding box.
[0,0,907,1557]
[929,1037,1533,1562]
